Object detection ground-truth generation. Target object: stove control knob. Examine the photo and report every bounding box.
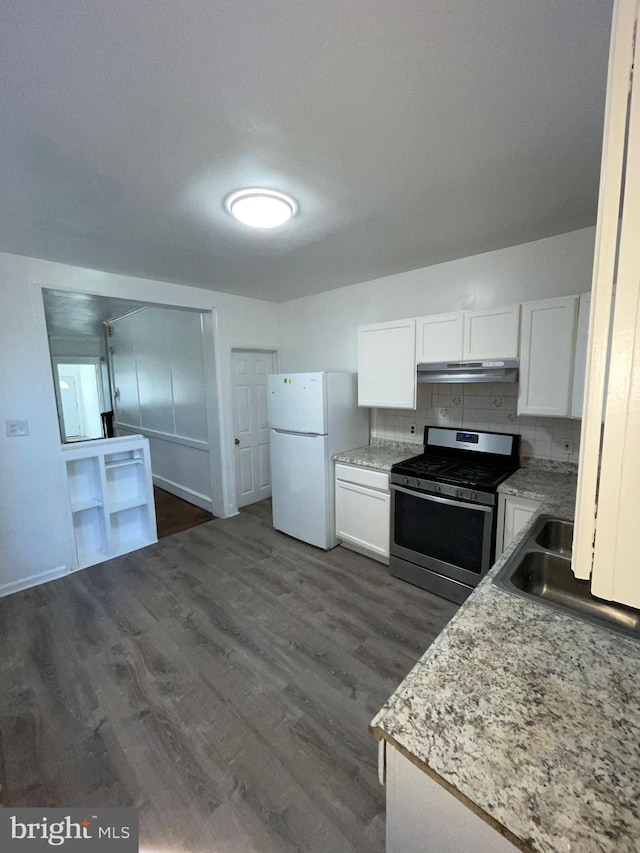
[470,491,478,501]
[434,483,441,493]
[403,477,410,485]
[413,478,421,488]
[456,488,464,498]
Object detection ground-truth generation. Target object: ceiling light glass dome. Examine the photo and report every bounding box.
[224,188,298,228]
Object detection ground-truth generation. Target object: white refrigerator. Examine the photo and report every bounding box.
[267,372,369,549]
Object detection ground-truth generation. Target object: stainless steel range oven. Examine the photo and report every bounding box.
[390,427,520,604]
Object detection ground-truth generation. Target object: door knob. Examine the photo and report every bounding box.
[235,438,240,445]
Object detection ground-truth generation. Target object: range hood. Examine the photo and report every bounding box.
[417,359,519,384]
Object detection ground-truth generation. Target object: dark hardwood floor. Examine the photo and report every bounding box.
[0,499,458,852]
[154,486,214,538]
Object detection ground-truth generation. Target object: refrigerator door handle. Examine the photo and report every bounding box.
[272,429,323,438]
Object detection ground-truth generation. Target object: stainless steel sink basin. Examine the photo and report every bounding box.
[535,519,573,557]
[494,515,640,639]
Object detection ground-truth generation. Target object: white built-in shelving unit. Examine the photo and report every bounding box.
[62,435,157,569]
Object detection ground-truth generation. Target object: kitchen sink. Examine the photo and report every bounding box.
[494,515,640,639]
[535,519,573,557]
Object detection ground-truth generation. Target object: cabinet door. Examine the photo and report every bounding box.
[385,746,519,853]
[335,479,390,562]
[517,296,579,417]
[358,320,416,409]
[586,0,640,608]
[498,494,540,557]
[416,313,464,363]
[463,305,520,360]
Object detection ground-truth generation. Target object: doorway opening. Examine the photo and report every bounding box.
[53,358,104,441]
[231,349,278,508]
[42,287,222,538]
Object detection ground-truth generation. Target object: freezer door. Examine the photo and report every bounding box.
[270,429,333,549]
[267,373,327,434]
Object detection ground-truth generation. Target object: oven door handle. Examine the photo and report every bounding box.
[391,484,492,513]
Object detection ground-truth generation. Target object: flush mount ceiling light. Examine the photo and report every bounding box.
[224,188,297,228]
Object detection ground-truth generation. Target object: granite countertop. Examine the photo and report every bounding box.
[371,463,640,853]
[498,459,579,510]
[332,439,419,472]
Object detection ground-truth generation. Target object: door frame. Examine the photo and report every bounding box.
[230,348,279,509]
[51,356,105,441]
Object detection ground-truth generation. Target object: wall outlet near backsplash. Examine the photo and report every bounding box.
[371,382,581,465]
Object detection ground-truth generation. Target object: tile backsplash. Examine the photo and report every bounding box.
[371,382,581,464]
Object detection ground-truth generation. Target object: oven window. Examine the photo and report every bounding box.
[394,489,488,574]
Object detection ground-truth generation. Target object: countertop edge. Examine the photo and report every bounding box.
[369,724,533,852]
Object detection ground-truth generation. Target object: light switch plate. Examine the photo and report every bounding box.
[6,420,29,437]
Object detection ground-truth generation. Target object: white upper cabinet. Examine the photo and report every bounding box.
[358,319,417,409]
[416,313,463,362]
[463,305,520,360]
[517,296,579,417]
[416,306,519,364]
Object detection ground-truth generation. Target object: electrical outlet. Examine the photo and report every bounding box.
[6,420,29,437]
[410,424,416,435]
[562,437,573,454]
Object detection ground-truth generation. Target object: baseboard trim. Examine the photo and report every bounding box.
[0,565,71,599]
[152,476,213,512]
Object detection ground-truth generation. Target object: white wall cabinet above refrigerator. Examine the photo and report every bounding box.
[62,435,157,569]
[416,305,520,363]
[517,295,579,417]
[358,319,417,409]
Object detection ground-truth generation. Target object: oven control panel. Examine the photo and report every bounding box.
[393,473,493,506]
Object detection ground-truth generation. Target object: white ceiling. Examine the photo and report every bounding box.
[1,1,613,303]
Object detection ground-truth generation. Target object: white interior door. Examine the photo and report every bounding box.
[232,350,276,507]
[59,374,82,437]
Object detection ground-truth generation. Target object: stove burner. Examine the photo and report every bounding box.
[392,452,518,489]
[406,458,455,475]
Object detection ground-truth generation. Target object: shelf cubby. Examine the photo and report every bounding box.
[110,504,154,555]
[105,457,146,506]
[66,456,102,509]
[73,506,108,569]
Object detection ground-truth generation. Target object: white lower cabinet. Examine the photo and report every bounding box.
[384,743,519,853]
[496,493,541,558]
[63,435,157,569]
[335,463,390,563]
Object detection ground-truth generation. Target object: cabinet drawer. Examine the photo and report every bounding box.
[335,463,389,491]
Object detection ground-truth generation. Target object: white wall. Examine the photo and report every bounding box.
[0,251,279,595]
[277,227,596,372]
[111,306,214,510]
